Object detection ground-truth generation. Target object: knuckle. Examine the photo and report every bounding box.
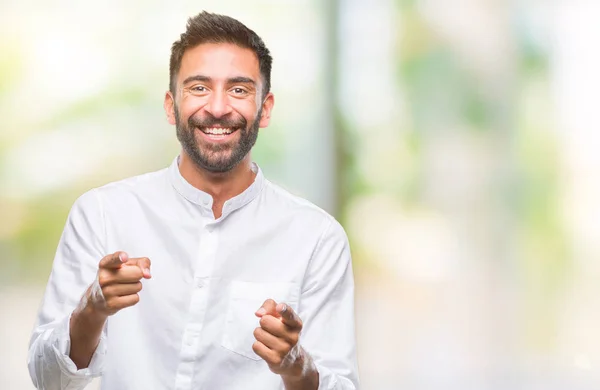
[131,293,140,304]
[99,254,111,265]
[277,343,290,355]
[135,282,143,292]
[271,355,282,366]
[98,273,111,288]
[105,299,117,311]
[253,327,261,339]
[101,285,113,298]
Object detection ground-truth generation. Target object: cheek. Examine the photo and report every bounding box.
[178,96,206,120]
[229,98,259,119]
[242,108,261,126]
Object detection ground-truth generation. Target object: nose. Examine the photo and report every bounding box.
[204,90,233,118]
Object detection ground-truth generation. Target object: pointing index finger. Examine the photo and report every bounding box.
[276,303,302,329]
[99,251,128,269]
[255,299,278,317]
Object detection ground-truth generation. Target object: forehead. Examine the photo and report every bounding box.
[178,42,260,81]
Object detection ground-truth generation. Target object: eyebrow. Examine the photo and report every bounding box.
[182,75,256,86]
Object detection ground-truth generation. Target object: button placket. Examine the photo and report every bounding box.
[173,222,219,390]
[195,278,206,288]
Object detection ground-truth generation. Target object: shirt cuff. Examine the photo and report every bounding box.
[51,312,106,379]
[315,363,338,390]
[314,362,359,390]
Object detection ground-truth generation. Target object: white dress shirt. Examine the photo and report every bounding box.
[28,157,359,390]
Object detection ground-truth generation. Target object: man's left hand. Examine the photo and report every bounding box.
[253,299,309,377]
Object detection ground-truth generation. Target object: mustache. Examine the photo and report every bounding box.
[188,113,247,130]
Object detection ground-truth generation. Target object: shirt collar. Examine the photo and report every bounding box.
[168,156,264,217]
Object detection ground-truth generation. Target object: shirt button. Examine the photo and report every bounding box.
[196,279,206,288]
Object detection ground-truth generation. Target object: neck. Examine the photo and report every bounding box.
[178,151,256,218]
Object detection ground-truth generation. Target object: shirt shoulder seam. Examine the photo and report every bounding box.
[262,179,331,218]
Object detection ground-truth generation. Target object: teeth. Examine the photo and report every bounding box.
[204,127,233,135]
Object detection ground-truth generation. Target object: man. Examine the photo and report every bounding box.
[28,11,359,390]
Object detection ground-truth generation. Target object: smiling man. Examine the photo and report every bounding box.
[28,11,359,390]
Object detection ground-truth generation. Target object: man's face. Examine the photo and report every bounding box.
[166,43,274,173]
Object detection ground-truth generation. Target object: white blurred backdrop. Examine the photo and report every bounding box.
[2,0,600,389]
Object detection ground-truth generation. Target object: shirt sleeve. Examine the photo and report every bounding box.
[28,189,107,390]
[298,218,360,390]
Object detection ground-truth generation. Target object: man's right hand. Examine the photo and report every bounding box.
[90,251,152,317]
[69,251,151,369]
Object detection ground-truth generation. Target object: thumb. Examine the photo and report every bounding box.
[276,303,302,329]
[99,251,128,270]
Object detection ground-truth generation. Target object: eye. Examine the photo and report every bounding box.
[191,85,207,92]
[232,87,247,95]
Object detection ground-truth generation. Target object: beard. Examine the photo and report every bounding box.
[175,106,261,173]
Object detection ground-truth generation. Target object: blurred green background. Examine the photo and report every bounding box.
[2,0,600,389]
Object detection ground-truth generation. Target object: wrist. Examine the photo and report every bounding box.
[70,304,107,336]
[73,286,108,325]
[81,301,108,323]
[280,351,319,390]
[69,295,106,370]
[281,346,316,380]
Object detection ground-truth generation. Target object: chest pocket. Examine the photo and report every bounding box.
[221,280,299,360]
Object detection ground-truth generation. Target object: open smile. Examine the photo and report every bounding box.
[197,127,239,141]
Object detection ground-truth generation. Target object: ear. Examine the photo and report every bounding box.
[164,91,177,125]
[258,92,275,128]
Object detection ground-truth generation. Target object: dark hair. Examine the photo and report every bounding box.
[169,11,272,99]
